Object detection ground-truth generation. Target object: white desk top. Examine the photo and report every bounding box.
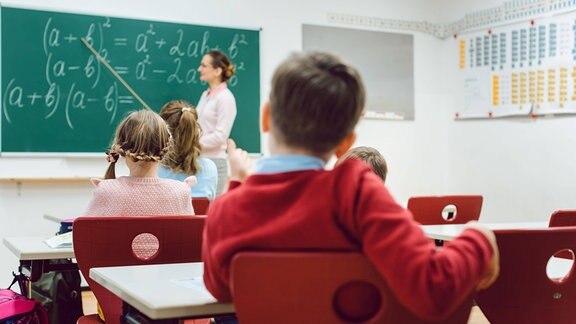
[43,214,65,223]
[547,257,574,280]
[90,262,234,320]
[3,236,74,260]
[421,222,548,241]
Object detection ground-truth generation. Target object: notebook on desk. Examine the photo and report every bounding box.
[44,231,73,249]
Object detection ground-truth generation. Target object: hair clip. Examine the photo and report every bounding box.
[106,150,119,163]
[181,107,192,113]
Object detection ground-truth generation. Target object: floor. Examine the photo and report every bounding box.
[80,290,491,323]
[468,307,490,324]
[81,290,97,316]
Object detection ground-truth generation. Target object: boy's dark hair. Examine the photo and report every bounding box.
[339,146,388,182]
[269,52,365,154]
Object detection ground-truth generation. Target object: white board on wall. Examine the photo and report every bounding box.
[302,24,415,120]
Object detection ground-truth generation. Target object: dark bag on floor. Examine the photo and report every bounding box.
[0,275,48,324]
[31,259,83,324]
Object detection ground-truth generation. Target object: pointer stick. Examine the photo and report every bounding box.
[80,38,151,110]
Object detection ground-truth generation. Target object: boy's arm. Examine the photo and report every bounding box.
[465,222,500,290]
[227,139,252,183]
[340,172,497,321]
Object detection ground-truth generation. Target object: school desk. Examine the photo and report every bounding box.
[90,262,234,322]
[421,222,548,241]
[43,213,65,223]
[421,222,574,279]
[3,236,77,297]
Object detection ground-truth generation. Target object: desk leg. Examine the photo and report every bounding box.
[18,260,43,298]
[17,259,79,298]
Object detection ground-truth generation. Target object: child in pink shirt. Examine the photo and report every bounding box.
[84,109,194,216]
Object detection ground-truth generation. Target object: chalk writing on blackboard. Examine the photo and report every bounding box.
[1,7,261,153]
[3,15,253,129]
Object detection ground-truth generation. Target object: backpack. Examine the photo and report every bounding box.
[31,259,83,324]
[0,276,48,324]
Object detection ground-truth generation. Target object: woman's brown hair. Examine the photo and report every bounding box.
[207,50,236,82]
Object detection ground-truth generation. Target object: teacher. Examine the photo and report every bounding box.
[196,50,237,196]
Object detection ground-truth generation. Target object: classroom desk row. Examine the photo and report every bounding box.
[2,221,569,322]
[421,221,548,240]
[2,236,233,321]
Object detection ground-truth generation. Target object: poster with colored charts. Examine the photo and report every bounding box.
[457,11,576,119]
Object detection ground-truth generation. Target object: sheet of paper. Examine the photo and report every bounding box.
[44,231,73,248]
[171,277,207,291]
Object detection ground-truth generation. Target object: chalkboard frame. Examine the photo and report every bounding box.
[0,5,262,155]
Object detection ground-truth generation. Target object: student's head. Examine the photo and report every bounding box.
[159,100,202,175]
[336,146,388,182]
[104,109,172,179]
[199,50,236,83]
[264,52,365,157]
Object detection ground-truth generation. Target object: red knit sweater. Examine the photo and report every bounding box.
[202,159,493,320]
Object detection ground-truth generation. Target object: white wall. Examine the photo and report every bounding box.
[436,0,576,222]
[2,0,573,285]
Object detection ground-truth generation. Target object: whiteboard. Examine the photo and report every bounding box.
[303,24,414,120]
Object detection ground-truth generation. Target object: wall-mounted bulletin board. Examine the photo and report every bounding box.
[456,5,576,119]
[303,24,415,120]
[1,6,261,154]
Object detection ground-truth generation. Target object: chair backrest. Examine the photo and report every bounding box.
[231,252,474,324]
[548,210,576,259]
[475,228,576,324]
[192,197,210,214]
[406,195,483,225]
[549,210,576,227]
[73,215,206,324]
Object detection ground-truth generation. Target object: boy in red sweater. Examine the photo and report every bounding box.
[203,52,499,321]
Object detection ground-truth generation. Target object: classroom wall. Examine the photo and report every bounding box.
[0,0,441,285]
[437,0,576,222]
[2,0,574,285]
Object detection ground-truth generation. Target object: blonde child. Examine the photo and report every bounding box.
[158,100,218,201]
[84,109,194,216]
[336,146,388,182]
[203,52,499,321]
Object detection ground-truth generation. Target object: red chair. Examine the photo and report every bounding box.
[231,252,474,324]
[548,210,576,259]
[192,197,210,214]
[549,210,576,227]
[73,215,206,324]
[475,228,576,323]
[406,195,483,225]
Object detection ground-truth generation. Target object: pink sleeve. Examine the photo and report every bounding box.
[200,92,237,150]
[339,171,493,320]
[83,186,110,216]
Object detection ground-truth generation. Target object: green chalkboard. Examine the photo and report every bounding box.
[0,6,260,153]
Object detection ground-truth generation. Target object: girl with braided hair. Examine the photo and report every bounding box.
[84,109,195,216]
